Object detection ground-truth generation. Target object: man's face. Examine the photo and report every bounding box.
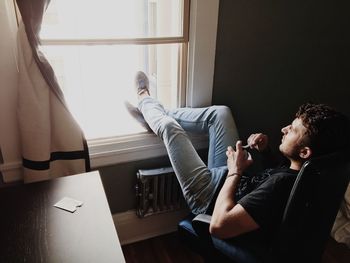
[279,118,309,160]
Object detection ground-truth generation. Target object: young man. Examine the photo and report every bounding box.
[130,71,350,250]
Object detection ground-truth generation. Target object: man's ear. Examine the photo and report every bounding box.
[299,147,312,159]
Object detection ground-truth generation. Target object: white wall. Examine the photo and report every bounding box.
[0,0,22,182]
[187,0,219,107]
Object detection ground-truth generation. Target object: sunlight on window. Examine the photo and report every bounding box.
[41,0,183,39]
[41,44,180,139]
[40,0,186,139]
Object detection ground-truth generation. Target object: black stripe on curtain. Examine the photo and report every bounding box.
[82,135,91,171]
[23,151,88,170]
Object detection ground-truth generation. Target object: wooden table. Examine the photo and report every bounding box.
[0,171,125,262]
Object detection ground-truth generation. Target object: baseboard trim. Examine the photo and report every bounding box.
[112,209,190,245]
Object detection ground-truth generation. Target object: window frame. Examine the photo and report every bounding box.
[39,0,190,133]
[88,0,219,168]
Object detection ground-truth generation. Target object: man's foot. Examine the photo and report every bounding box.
[124,101,152,132]
[135,71,150,96]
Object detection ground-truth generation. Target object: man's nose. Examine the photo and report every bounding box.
[281,125,289,134]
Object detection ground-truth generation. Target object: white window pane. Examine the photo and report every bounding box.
[40,44,180,139]
[41,0,184,39]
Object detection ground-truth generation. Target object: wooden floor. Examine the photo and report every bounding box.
[122,233,350,263]
[322,238,350,263]
[122,232,203,263]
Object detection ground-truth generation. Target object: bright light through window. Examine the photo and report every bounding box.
[39,0,188,139]
[40,0,183,39]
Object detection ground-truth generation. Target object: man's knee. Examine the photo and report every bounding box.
[210,105,233,122]
[158,117,183,138]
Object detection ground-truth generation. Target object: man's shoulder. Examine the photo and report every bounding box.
[257,167,298,190]
[270,167,299,178]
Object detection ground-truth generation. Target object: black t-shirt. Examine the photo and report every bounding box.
[237,167,298,232]
[205,166,299,257]
[232,167,298,257]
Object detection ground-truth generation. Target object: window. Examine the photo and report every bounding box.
[39,0,189,139]
[2,0,217,181]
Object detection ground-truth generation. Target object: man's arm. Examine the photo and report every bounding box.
[210,141,259,239]
[210,175,259,238]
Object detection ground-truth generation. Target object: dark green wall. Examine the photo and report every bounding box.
[212,0,350,148]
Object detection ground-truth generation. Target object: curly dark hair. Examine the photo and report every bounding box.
[295,103,350,157]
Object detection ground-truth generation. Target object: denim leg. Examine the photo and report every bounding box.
[167,105,239,169]
[138,97,230,214]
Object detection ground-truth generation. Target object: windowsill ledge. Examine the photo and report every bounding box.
[89,132,209,168]
[0,132,208,183]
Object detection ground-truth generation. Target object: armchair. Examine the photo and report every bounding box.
[178,151,350,262]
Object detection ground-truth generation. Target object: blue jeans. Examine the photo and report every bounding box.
[138,97,239,214]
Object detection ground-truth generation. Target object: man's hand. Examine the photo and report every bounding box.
[247,133,269,152]
[211,140,259,239]
[227,141,253,176]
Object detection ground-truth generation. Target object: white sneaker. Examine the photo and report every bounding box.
[135,71,150,96]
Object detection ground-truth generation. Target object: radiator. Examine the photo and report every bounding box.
[136,166,186,217]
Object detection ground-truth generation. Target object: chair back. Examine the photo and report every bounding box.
[270,151,350,262]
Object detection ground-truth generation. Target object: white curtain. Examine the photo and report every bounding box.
[16,0,90,183]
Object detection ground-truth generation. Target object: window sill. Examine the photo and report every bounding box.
[88,132,209,168]
[0,132,208,183]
